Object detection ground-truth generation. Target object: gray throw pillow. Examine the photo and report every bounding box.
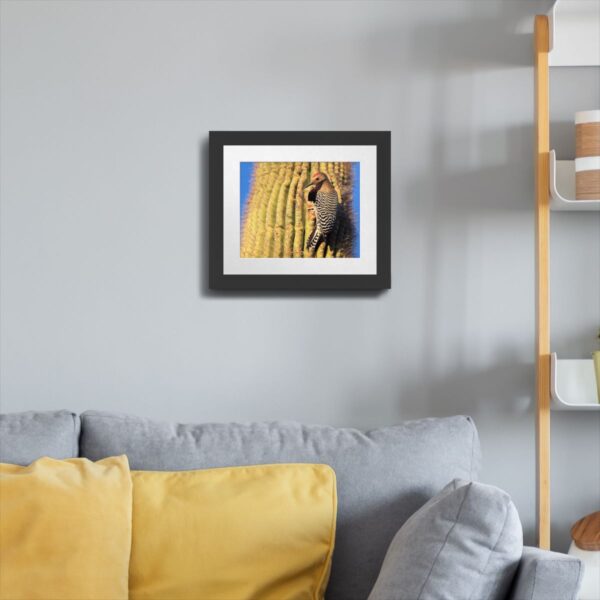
[0,410,80,465]
[368,479,523,600]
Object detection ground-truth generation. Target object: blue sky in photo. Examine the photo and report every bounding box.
[240,162,254,217]
[240,162,360,257]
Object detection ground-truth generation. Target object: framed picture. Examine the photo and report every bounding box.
[209,131,390,290]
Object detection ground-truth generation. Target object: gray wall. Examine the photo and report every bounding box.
[1,0,598,551]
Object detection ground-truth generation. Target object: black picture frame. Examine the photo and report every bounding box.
[209,131,391,291]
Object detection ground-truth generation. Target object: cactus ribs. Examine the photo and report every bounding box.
[240,162,357,258]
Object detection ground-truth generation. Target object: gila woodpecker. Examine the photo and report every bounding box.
[304,171,339,251]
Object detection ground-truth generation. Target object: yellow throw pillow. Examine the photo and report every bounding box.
[0,456,132,600]
[130,463,337,600]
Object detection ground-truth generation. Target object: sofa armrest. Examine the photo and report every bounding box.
[508,546,583,600]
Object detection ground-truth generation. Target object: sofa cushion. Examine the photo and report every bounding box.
[0,410,80,465]
[507,546,583,600]
[130,464,337,600]
[80,411,481,600]
[368,479,523,600]
[0,455,132,600]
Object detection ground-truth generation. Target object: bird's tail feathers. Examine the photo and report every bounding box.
[307,227,322,250]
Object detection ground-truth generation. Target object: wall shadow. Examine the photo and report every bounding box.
[362,0,549,74]
[397,349,533,421]
[396,121,535,420]
[363,1,542,423]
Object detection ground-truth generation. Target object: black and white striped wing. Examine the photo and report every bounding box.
[315,190,339,238]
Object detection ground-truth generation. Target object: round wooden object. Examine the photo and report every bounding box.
[576,169,600,199]
[576,111,600,158]
[576,123,600,158]
[571,511,600,551]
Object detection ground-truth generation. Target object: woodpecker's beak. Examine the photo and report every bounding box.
[304,181,314,190]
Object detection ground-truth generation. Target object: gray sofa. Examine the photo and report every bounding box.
[0,410,583,600]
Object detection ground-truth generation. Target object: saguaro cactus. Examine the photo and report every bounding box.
[241,162,356,258]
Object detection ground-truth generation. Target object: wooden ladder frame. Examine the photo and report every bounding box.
[534,14,551,550]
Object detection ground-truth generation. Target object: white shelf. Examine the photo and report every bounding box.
[549,151,600,211]
[548,0,600,66]
[551,353,600,411]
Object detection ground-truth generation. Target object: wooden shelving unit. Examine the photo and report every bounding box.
[534,0,600,550]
